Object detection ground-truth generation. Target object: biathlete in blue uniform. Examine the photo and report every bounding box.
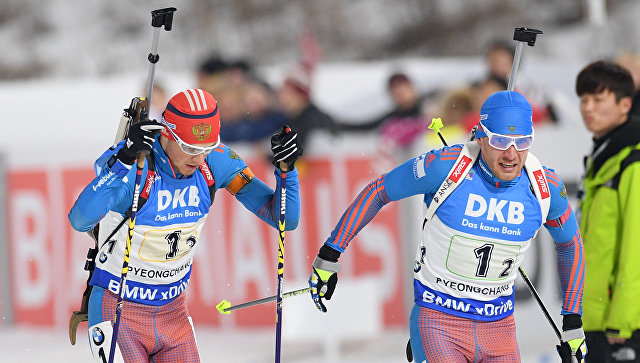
[69,88,302,362]
[308,90,587,362]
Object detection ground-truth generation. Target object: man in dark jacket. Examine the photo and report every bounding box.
[277,65,337,150]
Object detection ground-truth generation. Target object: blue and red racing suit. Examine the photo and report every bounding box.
[322,144,583,361]
[69,135,300,361]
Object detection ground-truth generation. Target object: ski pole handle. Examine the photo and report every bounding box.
[428,117,448,147]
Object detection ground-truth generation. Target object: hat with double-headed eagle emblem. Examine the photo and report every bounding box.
[161,88,221,145]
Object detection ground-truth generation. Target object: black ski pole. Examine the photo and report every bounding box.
[518,266,562,339]
[275,167,287,363]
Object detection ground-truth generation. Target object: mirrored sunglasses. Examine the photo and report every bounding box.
[479,122,534,151]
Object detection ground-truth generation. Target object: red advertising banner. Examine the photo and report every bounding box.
[8,169,55,326]
[6,157,406,329]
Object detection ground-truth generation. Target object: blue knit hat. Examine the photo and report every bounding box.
[475,90,533,137]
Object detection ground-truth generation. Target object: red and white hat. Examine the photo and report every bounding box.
[161,88,221,145]
[283,65,312,98]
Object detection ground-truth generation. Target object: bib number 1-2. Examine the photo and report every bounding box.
[447,235,520,281]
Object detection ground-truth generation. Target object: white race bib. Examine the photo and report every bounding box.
[446,234,521,281]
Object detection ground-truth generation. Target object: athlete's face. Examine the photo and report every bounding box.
[160,136,214,176]
[579,89,631,139]
[477,136,528,181]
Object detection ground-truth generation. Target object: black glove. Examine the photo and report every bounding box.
[309,256,339,312]
[116,120,164,165]
[556,314,587,363]
[308,245,341,312]
[271,125,303,171]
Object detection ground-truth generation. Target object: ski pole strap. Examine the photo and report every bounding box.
[312,256,341,273]
[561,328,585,342]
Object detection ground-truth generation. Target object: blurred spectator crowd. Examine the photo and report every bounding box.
[149,36,640,167]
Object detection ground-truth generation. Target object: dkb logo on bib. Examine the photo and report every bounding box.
[157,186,201,212]
[464,193,524,224]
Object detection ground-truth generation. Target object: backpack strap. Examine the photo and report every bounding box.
[138,153,217,207]
[523,153,551,222]
[198,160,217,205]
[423,142,480,225]
[137,152,156,208]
